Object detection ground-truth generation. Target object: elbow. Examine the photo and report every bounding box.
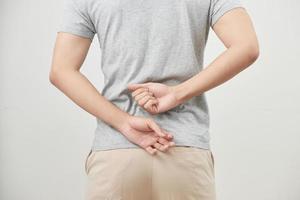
[49,67,61,86]
[49,70,56,85]
[242,43,260,65]
[247,45,260,63]
[49,67,78,85]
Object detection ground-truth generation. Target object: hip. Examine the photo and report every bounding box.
[84,146,216,200]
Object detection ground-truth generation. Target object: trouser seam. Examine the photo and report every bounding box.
[151,154,153,200]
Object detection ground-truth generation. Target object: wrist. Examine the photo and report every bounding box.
[170,84,190,105]
[110,111,131,133]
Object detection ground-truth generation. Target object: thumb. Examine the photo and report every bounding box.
[127,83,149,91]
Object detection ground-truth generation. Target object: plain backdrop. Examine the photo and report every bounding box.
[0,0,299,199]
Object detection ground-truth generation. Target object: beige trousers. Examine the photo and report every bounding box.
[84,146,216,200]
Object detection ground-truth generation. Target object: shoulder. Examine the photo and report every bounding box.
[63,0,89,12]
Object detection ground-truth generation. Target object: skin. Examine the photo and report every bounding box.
[127,8,260,114]
[49,34,175,156]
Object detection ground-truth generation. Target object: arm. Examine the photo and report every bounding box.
[49,32,174,154]
[127,8,259,113]
[49,32,129,130]
[173,7,260,104]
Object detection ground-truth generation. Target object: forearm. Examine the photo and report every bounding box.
[49,69,130,131]
[173,45,259,104]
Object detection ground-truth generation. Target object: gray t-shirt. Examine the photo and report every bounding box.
[58,0,244,151]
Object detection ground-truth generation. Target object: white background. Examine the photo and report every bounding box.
[0,0,299,199]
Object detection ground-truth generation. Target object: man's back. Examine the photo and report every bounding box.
[58,0,243,151]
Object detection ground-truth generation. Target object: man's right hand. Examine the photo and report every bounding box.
[117,115,175,155]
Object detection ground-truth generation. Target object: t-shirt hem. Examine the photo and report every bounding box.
[57,27,95,40]
[90,141,210,151]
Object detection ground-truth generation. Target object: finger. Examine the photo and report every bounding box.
[157,137,175,148]
[144,98,158,110]
[156,138,170,150]
[152,142,167,152]
[144,100,159,114]
[147,105,159,115]
[145,146,157,155]
[155,129,174,141]
[135,91,151,102]
[157,137,171,146]
[147,128,172,142]
[132,87,148,98]
[163,131,174,140]
[132,88,149,98]
[128,83,149,92]
[138,95,155,107]
[147,119,167,138]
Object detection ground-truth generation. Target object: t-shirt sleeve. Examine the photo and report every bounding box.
[209,0,244,27]
[58,0,96,40]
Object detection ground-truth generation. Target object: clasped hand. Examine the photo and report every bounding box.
[118,82,182,155]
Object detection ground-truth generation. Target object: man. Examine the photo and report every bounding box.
[49,0,259,199]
